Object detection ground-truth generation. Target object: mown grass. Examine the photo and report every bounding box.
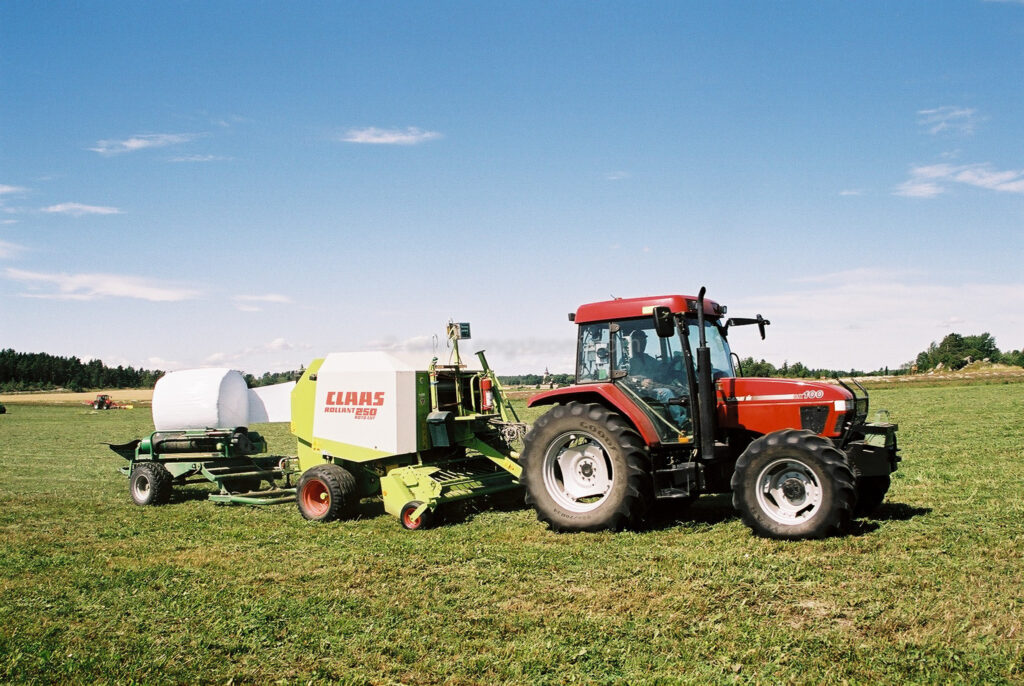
[1,383,1023,684]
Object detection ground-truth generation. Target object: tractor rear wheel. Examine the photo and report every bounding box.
[130,462,173,506]
[731,429,855,540]
[853,475,891,516]
[522,402,652,532]
[297,463,358,522]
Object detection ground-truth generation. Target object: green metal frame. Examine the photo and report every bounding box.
[113,428,297,506]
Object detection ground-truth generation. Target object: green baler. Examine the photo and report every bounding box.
[291,323,524,528]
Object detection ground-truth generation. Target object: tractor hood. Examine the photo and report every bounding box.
[716,377,854,439]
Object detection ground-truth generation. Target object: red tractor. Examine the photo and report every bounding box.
[91,394,115,410]
[520,288,899,540]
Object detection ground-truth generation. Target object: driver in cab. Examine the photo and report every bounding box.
[625,329,688,424]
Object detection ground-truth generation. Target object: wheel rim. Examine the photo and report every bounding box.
[755,458,823,525]
[542,430,614,513]
[402,506,422,529]
[301,479,330,518]
[132,473,151,500]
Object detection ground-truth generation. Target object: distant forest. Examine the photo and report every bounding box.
[2,333,1021,392]
[0,349,163,392]
[0,349,299,392]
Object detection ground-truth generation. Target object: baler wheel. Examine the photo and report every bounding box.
[297,463,358,522]
[130,462,173,506]
[399,501,434,530]
[521,401,652,532]
[731,429,855,540]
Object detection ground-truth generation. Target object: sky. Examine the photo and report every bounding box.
[2,1,1023,376]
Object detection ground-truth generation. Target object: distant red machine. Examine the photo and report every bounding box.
[87,394,129,410]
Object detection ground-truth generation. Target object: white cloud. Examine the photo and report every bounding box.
[338,127,442,145]
[0,184,28,196]
[894,179,945,198]
[4,268,200,301]
[232,293,293,312]
[605,171,631,181]
[168,154,229,163]
[0,240,25,259]
[203,338,308,367]
[234,293,292,304]
[89,133,199,155]
[145,356,180,369]
[838,189,864,196]
[917,106,981,135]
[895,162,1024,197]
[42,202,122,216]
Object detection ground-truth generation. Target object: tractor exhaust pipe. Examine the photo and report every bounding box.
[695,287,717,461]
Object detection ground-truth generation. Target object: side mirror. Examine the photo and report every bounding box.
[652,306,675,338]
[756,314,768,340]
[725,315,771,340]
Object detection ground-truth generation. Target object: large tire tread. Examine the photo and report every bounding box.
[130,462,173,506]
[522,402,652,533]
[297,463,358,522]
[731,428,855,540]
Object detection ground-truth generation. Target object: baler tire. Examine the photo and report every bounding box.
[399,501,434,530]
[731,429,855,540]
[130,462,173,506]
[853,475,891,516]
[297,463,358,522]
[521,401,652,533]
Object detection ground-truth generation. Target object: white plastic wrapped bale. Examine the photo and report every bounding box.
[247,380,296,423]
[152,368,295,430]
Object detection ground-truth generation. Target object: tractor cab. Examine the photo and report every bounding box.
[570,294,737,443]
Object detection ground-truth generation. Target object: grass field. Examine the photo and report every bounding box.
[1,382,1023,684]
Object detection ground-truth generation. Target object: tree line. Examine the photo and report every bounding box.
[3,332,1021,393]
[912,333,1024,372]
[0,349,301,392]
[0,349,164,392]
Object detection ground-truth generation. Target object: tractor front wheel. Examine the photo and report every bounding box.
[732,429,855,540]
[130,462,173,506]
[297,463,358,522]
[521,402,652,532]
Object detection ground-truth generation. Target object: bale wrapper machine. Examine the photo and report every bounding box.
[108,427,296,506]
[292,322,525,529]
[110,322,526,528]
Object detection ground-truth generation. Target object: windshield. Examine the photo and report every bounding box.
[575,317,734,440]
[687,319,735,379]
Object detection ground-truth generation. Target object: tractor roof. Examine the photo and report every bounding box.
[573,294,724,325]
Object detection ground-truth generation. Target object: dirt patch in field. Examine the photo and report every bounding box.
[0,389,154,405]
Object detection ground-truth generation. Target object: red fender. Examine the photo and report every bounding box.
[528,383,662,446]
